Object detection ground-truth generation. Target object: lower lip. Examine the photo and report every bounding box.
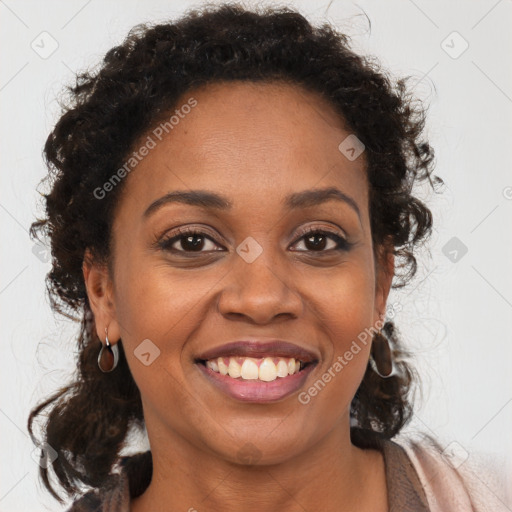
[196,362,317,402]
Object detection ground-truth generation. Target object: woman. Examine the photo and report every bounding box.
[27,3,506,511]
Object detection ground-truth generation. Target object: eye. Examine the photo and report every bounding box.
[157,227,224,253]
[156,226,352,255]
[290,227,352,253]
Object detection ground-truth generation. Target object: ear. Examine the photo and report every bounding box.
[82,248,121,344]
[373,238,395,326]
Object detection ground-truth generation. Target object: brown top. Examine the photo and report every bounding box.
[66,437,431,511]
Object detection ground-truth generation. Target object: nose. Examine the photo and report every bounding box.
[217,249,303,325]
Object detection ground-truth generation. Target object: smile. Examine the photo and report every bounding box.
[196,356,318,402]
[203,356,309,381]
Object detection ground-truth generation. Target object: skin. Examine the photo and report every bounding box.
[83,81,395,512]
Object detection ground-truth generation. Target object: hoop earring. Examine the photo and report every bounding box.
[98,327,119,372]
[369,328,397,379]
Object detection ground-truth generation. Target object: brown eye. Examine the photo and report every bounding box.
[158,228,223,253]
[291,228,351,253]
[175,233,207,252]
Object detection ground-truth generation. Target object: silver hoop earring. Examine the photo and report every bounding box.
[369,328,397,379]
[98,327,119,372]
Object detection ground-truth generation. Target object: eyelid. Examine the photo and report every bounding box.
[292,223,348,242]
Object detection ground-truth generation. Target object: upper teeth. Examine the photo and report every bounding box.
[206,356,302,382]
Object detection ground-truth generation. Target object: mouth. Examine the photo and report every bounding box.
[194,340,319,402]
[197,356,314,380]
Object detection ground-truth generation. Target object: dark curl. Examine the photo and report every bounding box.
[28,2,442,504]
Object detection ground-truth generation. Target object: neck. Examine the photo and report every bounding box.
[130,418,388,512]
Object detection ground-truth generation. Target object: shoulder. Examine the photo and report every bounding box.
[391,433,511,512]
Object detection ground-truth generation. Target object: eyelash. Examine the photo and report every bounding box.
[156,226,352,254]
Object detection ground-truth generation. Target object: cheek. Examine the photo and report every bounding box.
[298,266,375,423]
[112,268,196,410]
[113,259,221,361]
[316,259,376,338]
[309,260,376,397]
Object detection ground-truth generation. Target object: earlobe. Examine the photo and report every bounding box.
[374,242,395,323]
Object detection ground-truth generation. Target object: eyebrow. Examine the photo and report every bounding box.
[142,186,361,222]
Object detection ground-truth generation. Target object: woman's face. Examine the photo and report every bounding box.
[85,81,393,465]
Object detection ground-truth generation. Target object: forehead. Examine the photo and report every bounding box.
[114,81,369,222]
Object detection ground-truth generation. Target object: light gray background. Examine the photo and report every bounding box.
[1,0,511,510]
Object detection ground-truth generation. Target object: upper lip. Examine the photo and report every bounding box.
[195,340,319,363]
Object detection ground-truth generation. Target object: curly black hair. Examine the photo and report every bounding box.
[28,2,442,504]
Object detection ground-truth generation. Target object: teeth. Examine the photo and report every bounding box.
[259,357,277,382]
[241,359,259,379]
[276,359,289,377]
[206,359,219,372]
[204,356,307,381]
[228,358,242,378]
[218,357,228,375]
